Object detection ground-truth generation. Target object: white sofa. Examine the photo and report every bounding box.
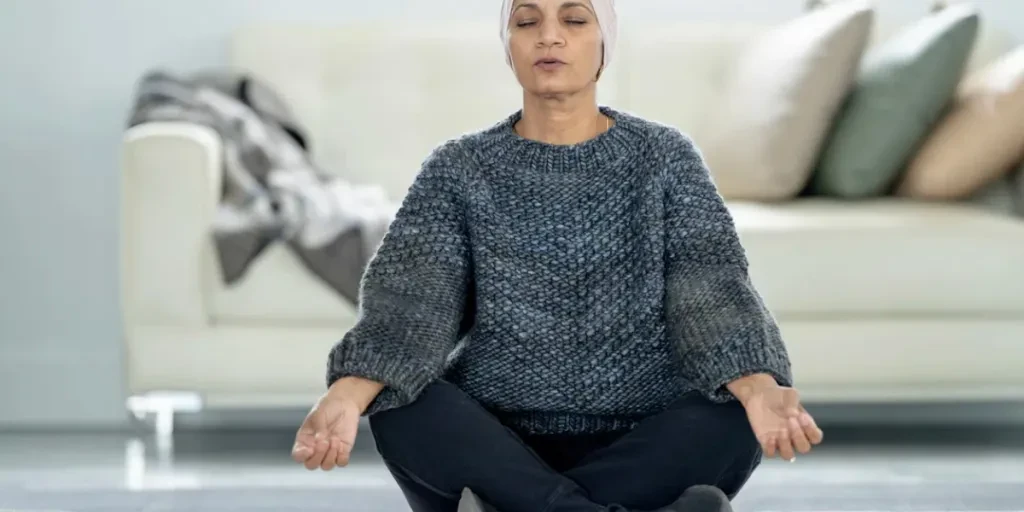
[120,19,1024,427]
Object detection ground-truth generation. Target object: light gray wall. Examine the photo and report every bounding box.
[0,0,1021,428]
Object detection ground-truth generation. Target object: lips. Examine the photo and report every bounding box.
[535,57,566,70]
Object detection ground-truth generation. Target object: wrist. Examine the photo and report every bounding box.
[726,373,778,406]
[327,376,385,413]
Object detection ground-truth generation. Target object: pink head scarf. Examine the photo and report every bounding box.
[499,0,617,71]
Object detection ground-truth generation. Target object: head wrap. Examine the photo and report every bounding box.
[500,0,617,71]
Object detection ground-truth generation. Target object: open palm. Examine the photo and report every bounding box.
[291,394,361,470]
[743,386,824,461]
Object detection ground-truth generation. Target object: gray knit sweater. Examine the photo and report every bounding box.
[326,107,792,435]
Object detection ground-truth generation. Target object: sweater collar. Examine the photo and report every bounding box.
[477,106,646,174]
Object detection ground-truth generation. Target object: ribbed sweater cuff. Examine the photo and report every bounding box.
[686,335,793,403]
[327,344,440,416]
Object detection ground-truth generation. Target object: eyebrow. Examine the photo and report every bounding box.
[512,1,595,15]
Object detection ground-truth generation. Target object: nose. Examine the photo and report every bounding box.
[536,21,566,48]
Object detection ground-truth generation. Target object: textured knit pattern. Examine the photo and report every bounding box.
[327,106,793,435]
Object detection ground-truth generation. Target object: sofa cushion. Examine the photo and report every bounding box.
[210,200,1024,325]
[731,199,1024,316]
[698,1,874,201]
[896,45,1024,199]
[809,4,980,198]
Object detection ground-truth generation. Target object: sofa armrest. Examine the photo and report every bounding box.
[120,122,223,328]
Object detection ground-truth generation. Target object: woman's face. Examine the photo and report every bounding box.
[506,0,604,96]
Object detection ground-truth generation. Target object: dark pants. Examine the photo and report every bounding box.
[368,380,761,512]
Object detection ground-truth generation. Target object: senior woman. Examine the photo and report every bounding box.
[291,0,824,511]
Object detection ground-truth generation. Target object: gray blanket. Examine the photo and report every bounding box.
[126,70,396,306]
[969,162,1024,218]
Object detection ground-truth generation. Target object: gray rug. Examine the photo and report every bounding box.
[2,483,1023,511]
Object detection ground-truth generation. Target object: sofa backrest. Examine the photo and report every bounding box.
[229,20,765,200]
[229,17,1015,201]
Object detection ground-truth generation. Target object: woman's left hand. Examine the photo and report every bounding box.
[730,376,824,461]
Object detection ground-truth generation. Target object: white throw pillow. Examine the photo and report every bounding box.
[698,1,874,201]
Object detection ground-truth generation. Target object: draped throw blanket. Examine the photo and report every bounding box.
[969,164,1024,218]
[126,70,396,305]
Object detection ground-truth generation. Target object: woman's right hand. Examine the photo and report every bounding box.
[290,389,363,470]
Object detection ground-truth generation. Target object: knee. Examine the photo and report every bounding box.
[368,379,469,458]
[718,400,761,458]
[369,379,451,432]
[713,400,761,468]
[668,394,761,466]
[678,396,762,495]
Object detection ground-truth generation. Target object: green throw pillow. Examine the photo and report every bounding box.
[809,4,980,198]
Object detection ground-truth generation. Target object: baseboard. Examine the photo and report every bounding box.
[150,398,1024,432]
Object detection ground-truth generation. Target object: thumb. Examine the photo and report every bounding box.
[309,408,329,438]
[292,413,320,462]
[297,406,328,441]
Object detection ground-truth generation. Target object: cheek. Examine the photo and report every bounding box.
[507,40,531,66]
[564,29,604,72]
[586,33,604,63]
[510,46,543,80]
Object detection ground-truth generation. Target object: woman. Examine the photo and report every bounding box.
[291,1,824,511]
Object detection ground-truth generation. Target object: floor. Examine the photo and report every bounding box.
[1,425,1023,511]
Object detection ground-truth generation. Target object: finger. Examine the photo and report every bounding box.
[332,414,359,468]
[788,417,812,454]
[304,434,330,470]
[760,433,777,458]
[291,427,317,463]
[293,407,327,463]
[321,438,340,471]
[291,440,313,463]
[336,436,354,467]
[776,426,796,461]
[800,410,825,445]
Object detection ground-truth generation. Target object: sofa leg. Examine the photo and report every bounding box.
[125,391,203,467]
[153,404,175,438]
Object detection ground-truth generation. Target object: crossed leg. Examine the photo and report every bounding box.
[368,380,759,512]
[562,392,762,510]
[369,380,626,512]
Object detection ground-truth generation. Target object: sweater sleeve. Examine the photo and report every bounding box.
[326,140,474,415]
[659,130,793,403]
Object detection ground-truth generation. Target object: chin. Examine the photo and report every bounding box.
[526,78,587,97]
